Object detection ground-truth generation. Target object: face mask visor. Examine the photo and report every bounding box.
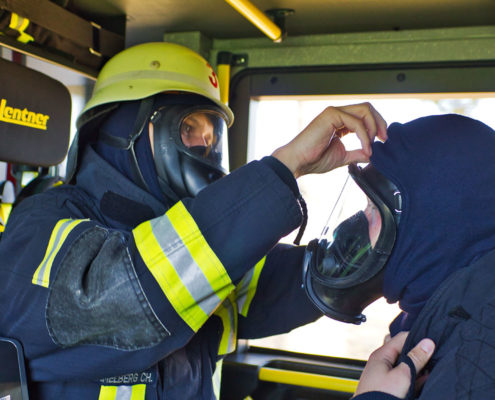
[302,163,399,324]
[150,103,230,199]
[152,103,229,171]
[177,107,229,173]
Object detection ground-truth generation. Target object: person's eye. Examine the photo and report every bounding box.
[182,124,192,136]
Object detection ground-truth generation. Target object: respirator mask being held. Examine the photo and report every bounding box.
[302,163,402,324]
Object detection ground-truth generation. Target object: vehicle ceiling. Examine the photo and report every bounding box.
[68,0,495,46]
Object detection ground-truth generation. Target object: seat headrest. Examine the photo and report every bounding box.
[0,57,71,167]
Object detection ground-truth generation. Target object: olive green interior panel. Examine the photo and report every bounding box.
[73,0,495,46]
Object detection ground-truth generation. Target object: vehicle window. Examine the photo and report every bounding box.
[247,94,495,360]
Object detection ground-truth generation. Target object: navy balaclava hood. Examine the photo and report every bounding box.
[95,98,165,202]
[370,114,495,332]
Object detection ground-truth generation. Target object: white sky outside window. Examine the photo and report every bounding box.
[247,94,495,360]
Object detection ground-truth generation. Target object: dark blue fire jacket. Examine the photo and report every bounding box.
[0,146,321,399]
[353,248,495,400]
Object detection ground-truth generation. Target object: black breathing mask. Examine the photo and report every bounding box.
[150,100,229,200]
[302,163,402,324]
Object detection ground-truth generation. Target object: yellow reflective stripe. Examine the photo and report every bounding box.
[32,219,87,288]
[130,384,146,399]
[9,13,34,44]
[134,220,206,331]
[133,202,234,332]
[212,359,223,399]
[237,256,266,317]
[215,305,230,355]
[214,294,238,355]
[167,203,234,301]
[98,384,146,400]
[98,385,117,400]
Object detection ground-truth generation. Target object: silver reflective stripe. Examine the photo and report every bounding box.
[236,266,255,312]
[115,386,132,400]
[235,256,266,317]
[150,215,222,315]
[98,384,146,400]
[33,219,75,286]
[215,295,238,355]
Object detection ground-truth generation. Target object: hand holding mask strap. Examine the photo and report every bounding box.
[399,354,418,400]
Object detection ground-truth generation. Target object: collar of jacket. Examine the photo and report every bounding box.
[402,247,495,372]
[75,145,168,229]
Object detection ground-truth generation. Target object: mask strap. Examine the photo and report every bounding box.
[293,195,308,245]
[99,98,155,192]
[156,175,180,205]
[399,354,417,400]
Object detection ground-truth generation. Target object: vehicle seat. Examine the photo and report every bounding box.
[14,175,64,208]
[0,54,72,400]
[0,337,29,399]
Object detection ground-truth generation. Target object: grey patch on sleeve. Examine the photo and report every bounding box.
[46,226,170,350]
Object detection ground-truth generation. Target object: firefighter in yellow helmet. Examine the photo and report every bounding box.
[0,42,387,399]
[67,42,234,201]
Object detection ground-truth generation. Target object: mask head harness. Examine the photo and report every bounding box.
[302,163,401,324]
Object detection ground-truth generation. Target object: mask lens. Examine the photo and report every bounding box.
[179,110,227,169]
[319,211,373,278]
[317,174,383,279]
[303,164,398,323]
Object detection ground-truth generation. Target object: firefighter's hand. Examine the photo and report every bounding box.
[272,103,387,178]
[353,332,435,399]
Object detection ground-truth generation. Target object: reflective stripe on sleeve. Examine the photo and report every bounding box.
[32,219,87,288]
[236,256,266,317]
[214,294,238,355]
[212,359,223,399]
[133,201,235,332]
[98,384,146,400]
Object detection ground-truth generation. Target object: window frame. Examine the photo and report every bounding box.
[228,60,495,170]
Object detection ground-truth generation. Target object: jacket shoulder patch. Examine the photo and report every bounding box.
[46,225,170,350]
